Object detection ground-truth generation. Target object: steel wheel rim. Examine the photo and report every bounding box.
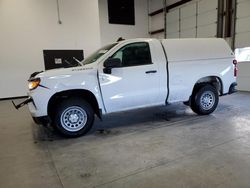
[200,91,215,110]
[60,106,87,132]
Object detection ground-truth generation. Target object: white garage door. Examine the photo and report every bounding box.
[150,0,218,39]
[180,3,196,38]
[150,13,165,39]
[197,0,218,37]
[235,0,250,91]
[167,0,218,38]
[235,0,250,48]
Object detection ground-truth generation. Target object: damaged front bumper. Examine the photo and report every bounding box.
[12,97,33,110]
[12,97,51,125]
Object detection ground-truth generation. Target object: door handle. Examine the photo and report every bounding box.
[145,70,157,74]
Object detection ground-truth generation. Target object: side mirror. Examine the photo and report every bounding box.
[103,58,122,74]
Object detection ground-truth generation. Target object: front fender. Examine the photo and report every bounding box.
[28,70,105,117]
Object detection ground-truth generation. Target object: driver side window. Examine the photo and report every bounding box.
[112,42,152,67]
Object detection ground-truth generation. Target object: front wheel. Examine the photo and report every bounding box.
[53,98,94,137]
[190,84,219,115]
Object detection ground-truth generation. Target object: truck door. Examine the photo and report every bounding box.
[98,42,161,113]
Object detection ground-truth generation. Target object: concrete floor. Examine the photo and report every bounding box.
[0,92,250,188]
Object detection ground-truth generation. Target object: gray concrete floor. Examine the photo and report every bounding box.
[0,92,250,188]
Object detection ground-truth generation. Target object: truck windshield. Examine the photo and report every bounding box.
[82,43,118,65]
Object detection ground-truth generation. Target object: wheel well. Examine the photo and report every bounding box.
[194,76,223,95]
[48,89,101,120]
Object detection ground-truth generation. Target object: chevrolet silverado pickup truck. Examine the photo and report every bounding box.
[15,38,237,137]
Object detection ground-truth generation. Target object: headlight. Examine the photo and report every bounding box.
[28,78,41,90]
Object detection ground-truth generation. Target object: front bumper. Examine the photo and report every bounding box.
[12,97,51,125]
[12,90,51,118]
[12,97,33,110]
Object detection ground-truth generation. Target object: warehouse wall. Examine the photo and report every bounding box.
[99,0,149,45]
[0,0,101,98]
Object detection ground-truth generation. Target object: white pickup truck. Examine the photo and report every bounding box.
[15,38,237,137]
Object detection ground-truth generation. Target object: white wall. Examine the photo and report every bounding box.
[99,0,149,45]
[0,0,101,98]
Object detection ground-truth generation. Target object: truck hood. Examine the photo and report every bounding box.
[36,64,96,78]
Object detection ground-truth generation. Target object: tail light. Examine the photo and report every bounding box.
[233,59,238,77]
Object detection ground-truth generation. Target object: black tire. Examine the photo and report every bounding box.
[190,84,219,115]
[53,98,94,137]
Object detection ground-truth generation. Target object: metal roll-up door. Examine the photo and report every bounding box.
[166,0,218,39]
[166,2,198,39]
[166,9,180,38]
[180,3,196,38]
[197,0,218,38]
[150,13,164,38]
[235,0,250,91]
[235,0,250,48]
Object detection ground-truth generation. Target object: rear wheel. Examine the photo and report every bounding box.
[53,98,94,137]
[190,84,219,115]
